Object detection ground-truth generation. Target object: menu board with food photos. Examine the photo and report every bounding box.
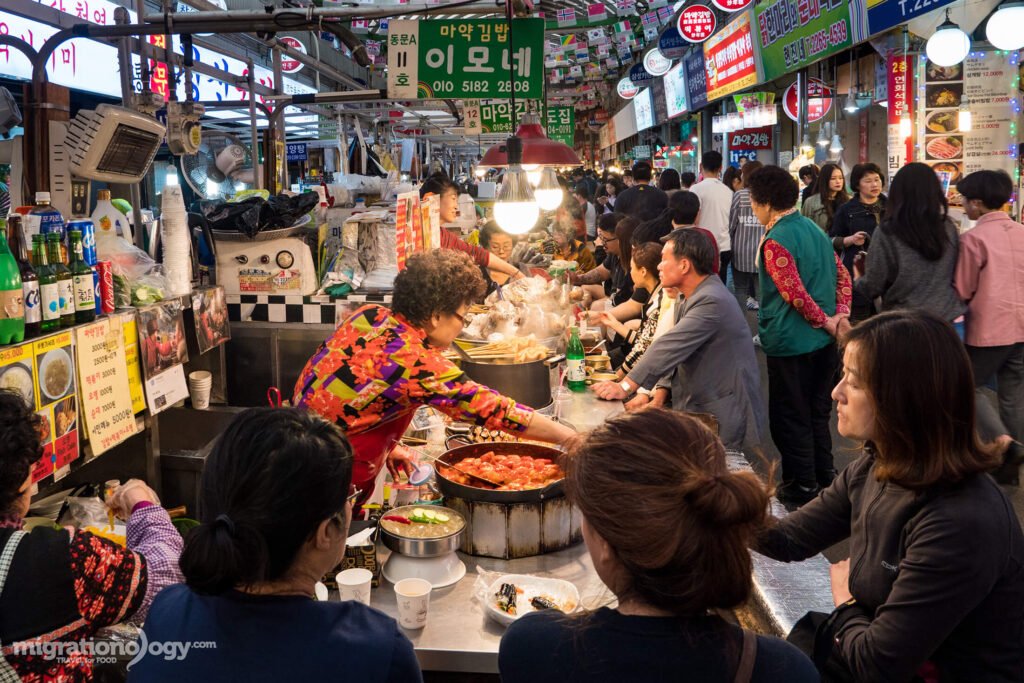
[921,54,1018,204]
[75,319,138,456]
[32,331,80,480]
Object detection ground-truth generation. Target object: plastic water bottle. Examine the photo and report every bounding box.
[29,192,66,261]
[566,326,586,393]
[91,190,130,240]
[0,226,25,345]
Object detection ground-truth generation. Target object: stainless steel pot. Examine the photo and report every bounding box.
[457,356,561,409]
[434,441,566,504]
[379,505,465,558]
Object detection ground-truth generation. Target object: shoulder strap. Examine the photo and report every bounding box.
[0,530,28,683]
[733,629,757,683]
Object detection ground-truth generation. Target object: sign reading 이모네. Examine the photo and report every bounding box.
[387,19,545,100]
[755,0,853,81]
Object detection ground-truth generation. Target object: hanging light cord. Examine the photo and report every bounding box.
[507,0,516,125]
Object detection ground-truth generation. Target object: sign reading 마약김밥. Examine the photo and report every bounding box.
[704,12,758,102]
[546,107,576,147]
[729,127,773,149]
[387,19,545,100]
[754,0,855,82]
[678,5,717,43]
[462,100,532,135]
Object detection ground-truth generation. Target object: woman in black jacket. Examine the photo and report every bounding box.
[753,310,1024,682]
[829,162,886,321]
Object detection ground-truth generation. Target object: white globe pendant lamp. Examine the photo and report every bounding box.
[926,10,970,67]
[987,2,1024,51]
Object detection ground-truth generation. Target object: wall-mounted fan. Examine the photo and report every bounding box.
[181,131,256,200]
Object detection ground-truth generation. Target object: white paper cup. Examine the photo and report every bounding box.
[394,577,432,629]
[336,568,373,605]
[188,371,212,410]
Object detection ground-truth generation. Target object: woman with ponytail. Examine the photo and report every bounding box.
[499,409,817,683]
[130,408,422,682]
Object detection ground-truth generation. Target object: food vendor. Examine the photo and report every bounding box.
[292,249,575,506]
[419,174,525,283]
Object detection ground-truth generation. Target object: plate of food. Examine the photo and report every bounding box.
[926,63,962,82]
[38,348,73,402]
[926,83,962,108]
[0,363,34,406]
[926,136,963,160]
[486,574,580,627]
[926,110,959,134]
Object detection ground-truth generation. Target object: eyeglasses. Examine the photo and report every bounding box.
[598,234,618,243]
[451,310,467,325]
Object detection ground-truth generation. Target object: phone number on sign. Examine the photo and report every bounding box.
[431,80,529,94]
[807,20,847,57]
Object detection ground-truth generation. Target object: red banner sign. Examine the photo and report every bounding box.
[704,13,757,102]
[678,5,717,43]
[729,127,773,150]
[148,34,170,102]
[886,55,912,126]
[783,77,832,123]
[712,0,753,11]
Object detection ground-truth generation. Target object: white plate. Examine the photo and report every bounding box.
[485,574,580,627]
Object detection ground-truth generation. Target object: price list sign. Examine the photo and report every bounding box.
[387,18,544,100]
[76,320,138,456]
[755,0,855,81]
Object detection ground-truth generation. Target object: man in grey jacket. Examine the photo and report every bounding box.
[592,229,765,450]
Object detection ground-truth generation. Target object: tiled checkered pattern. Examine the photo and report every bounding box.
[227,293,392,325]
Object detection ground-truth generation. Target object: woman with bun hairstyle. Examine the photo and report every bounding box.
[130,408,422,682]
[499,409,818,683]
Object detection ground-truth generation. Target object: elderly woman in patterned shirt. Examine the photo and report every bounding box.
[0,390,183,682]
[293,250,576,506]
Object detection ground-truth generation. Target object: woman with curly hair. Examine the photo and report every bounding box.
[293,250,575,506]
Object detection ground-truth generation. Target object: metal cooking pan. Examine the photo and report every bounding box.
[434,441,567,504]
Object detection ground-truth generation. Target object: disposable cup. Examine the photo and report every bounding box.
[393,577,432,629]
[336,568,373,605]
[188,371,212,410]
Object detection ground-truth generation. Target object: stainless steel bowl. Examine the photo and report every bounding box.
[379,505,465,558]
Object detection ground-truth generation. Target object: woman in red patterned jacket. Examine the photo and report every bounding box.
[0,390,183,682]
[293,250,576,505]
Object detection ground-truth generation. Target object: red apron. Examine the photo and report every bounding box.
[346,411,415,508]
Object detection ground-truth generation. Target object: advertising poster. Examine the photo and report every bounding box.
[191,286,231,355]
[664,62,689,118]
[137,301,189,415]
[920,53,1018,205]
[755,0,857,81]
[685,49,709,110]
[33,332,79,479]
[387,19,545,100]
[122,313,147,414]
[75,320,138,456]
[886,55,913,185]
[704,12,758,102]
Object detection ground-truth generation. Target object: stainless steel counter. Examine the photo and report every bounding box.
[355,390,623,674]
[364,543,615,674]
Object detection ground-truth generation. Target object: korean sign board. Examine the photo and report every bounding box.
[704,12,758,102]
[866,0,955,37]
[546,107,576,148]
[684,49,709,110]
[286,143,308,162]
[387,19,545,100]
[754,0,860,82]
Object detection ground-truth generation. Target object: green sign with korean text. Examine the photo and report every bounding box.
[387,18,545,100]
[481,101,533,133]
[754,0,853,81]
[546,107,575,147]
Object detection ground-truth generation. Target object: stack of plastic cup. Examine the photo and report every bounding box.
[188,370,212,410]
[160,186,192,296]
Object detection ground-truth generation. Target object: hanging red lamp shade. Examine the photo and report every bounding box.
[480,113,582,168]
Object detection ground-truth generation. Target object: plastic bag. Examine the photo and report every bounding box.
[63,496,125,545]
[96,233,170,307]
[200,192,319,237]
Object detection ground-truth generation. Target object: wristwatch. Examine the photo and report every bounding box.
[620,381,632,394]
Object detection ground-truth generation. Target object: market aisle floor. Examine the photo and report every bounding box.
[740,307,1024,562]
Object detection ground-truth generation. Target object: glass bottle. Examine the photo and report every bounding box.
[0,225,25,345]
[68,230,96,324]
[46,233,75,328]
[33,235,60,333]
[566,326,586,392]
[7,216,40,339]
